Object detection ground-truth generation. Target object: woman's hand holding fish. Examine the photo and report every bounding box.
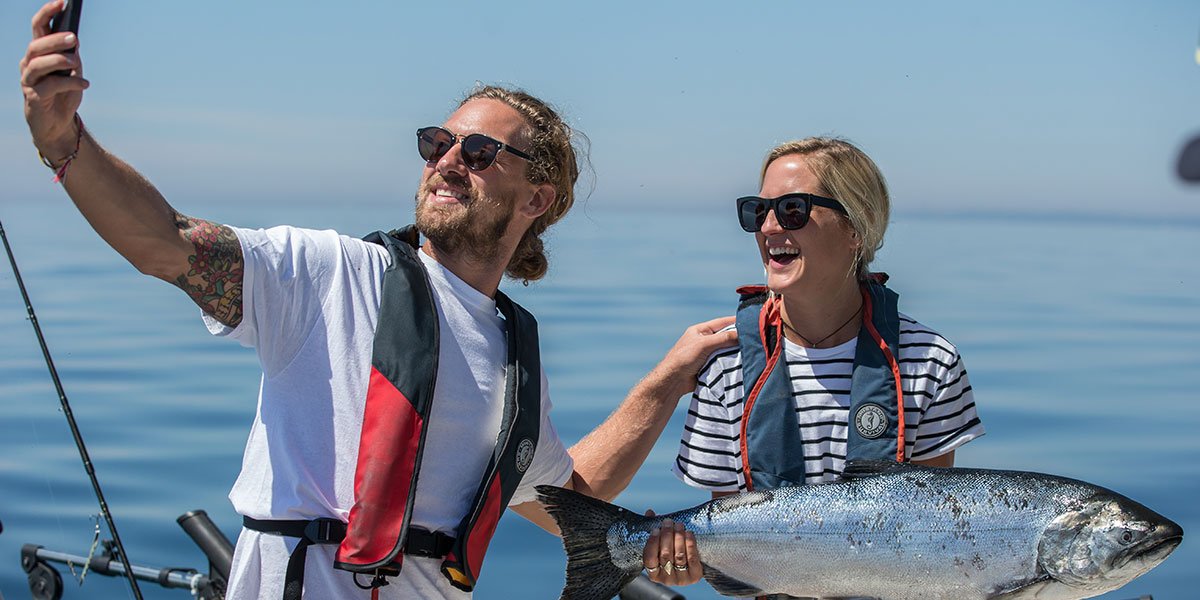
[642,515,702,586]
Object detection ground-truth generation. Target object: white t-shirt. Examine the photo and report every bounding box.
[674,316,984,491]
[204,225,573,599]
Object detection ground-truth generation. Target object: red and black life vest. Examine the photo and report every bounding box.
[245,226,543,598]
[336,226,542,591]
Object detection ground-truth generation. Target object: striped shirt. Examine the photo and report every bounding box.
[673,314,984,492]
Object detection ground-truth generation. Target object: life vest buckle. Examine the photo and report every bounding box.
[302,518,347,545]
[403,527,455,558]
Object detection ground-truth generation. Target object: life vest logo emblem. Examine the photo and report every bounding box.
[855,403,888,439]
[515,438,535,473]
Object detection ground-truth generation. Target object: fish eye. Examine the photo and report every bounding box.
[1119,529,1135,545]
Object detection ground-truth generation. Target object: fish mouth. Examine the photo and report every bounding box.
[1118,526,1183,569]
[1134,534,1183,562]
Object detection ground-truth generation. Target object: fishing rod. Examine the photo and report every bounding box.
[0,218,144,600]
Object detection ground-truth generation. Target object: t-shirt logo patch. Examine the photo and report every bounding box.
[854,403,888,439]
[515,438,535,473]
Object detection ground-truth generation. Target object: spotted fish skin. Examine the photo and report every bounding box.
[537,461,1183,600]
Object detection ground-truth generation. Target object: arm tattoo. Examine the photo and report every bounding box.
[170,211,244,328]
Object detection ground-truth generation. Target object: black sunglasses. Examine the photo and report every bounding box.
[416,126,533,172]
[736,193,848,233]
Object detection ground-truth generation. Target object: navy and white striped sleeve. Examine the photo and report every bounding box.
[910,349,985,460]
[673,348,744,492]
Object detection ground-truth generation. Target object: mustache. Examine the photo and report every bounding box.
[421,173,472,198]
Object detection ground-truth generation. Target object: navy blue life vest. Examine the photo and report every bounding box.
[331,226,543,592]
[736,276,906,491]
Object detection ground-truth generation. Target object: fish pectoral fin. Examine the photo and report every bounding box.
[987,576,1059,600]
[701,563,766,598]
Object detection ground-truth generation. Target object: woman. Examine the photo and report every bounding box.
[643,138,985,588]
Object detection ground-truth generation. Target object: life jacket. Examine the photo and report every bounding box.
[736,275,905,492]
[245,226,543,598]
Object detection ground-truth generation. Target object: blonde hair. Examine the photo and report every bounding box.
[461,86,582,283]
[761,137,889,278]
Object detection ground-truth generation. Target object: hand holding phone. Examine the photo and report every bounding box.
[49,0,83,77]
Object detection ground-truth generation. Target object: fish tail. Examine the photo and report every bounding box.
[536,485,644,600]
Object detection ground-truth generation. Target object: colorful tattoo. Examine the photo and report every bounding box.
[171,212,244,328]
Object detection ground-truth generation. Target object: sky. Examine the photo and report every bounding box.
[2,1,1199,220]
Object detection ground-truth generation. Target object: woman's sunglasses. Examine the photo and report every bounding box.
[736,193,848,233]
[416,126,533,172]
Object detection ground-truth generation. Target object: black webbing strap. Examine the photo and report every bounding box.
[244,517,346,600]
[243,516,455,598]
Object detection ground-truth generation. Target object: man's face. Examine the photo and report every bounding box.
[415,98,535,263]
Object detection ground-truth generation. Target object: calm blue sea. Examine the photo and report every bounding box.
[0,199,1196,600]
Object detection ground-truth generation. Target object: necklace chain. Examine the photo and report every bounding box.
[781,301,863,349]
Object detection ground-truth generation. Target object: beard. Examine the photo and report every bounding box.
[415,174,515,265]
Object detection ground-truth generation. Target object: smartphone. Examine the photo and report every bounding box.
[49,0,84,76]
[50,0,83,35]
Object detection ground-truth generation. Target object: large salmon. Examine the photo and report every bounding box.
[536,461,1182,600]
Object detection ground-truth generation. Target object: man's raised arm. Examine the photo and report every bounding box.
[20,0,244,328]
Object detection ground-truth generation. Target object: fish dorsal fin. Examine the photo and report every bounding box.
[701,563,765,597]
[838,459,912,480]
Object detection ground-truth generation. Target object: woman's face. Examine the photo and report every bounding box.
[756,154,860,298]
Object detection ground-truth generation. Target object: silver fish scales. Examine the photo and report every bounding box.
[537,461,1182,600]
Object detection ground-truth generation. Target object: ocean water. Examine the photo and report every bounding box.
[0,199,1196,600]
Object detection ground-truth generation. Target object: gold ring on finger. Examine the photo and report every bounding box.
[675,563,688,572]
[663,562,674,575]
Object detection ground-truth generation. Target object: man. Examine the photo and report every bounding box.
[19,2,736,598]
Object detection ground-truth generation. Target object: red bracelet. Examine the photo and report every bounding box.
[38,113,84,184]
